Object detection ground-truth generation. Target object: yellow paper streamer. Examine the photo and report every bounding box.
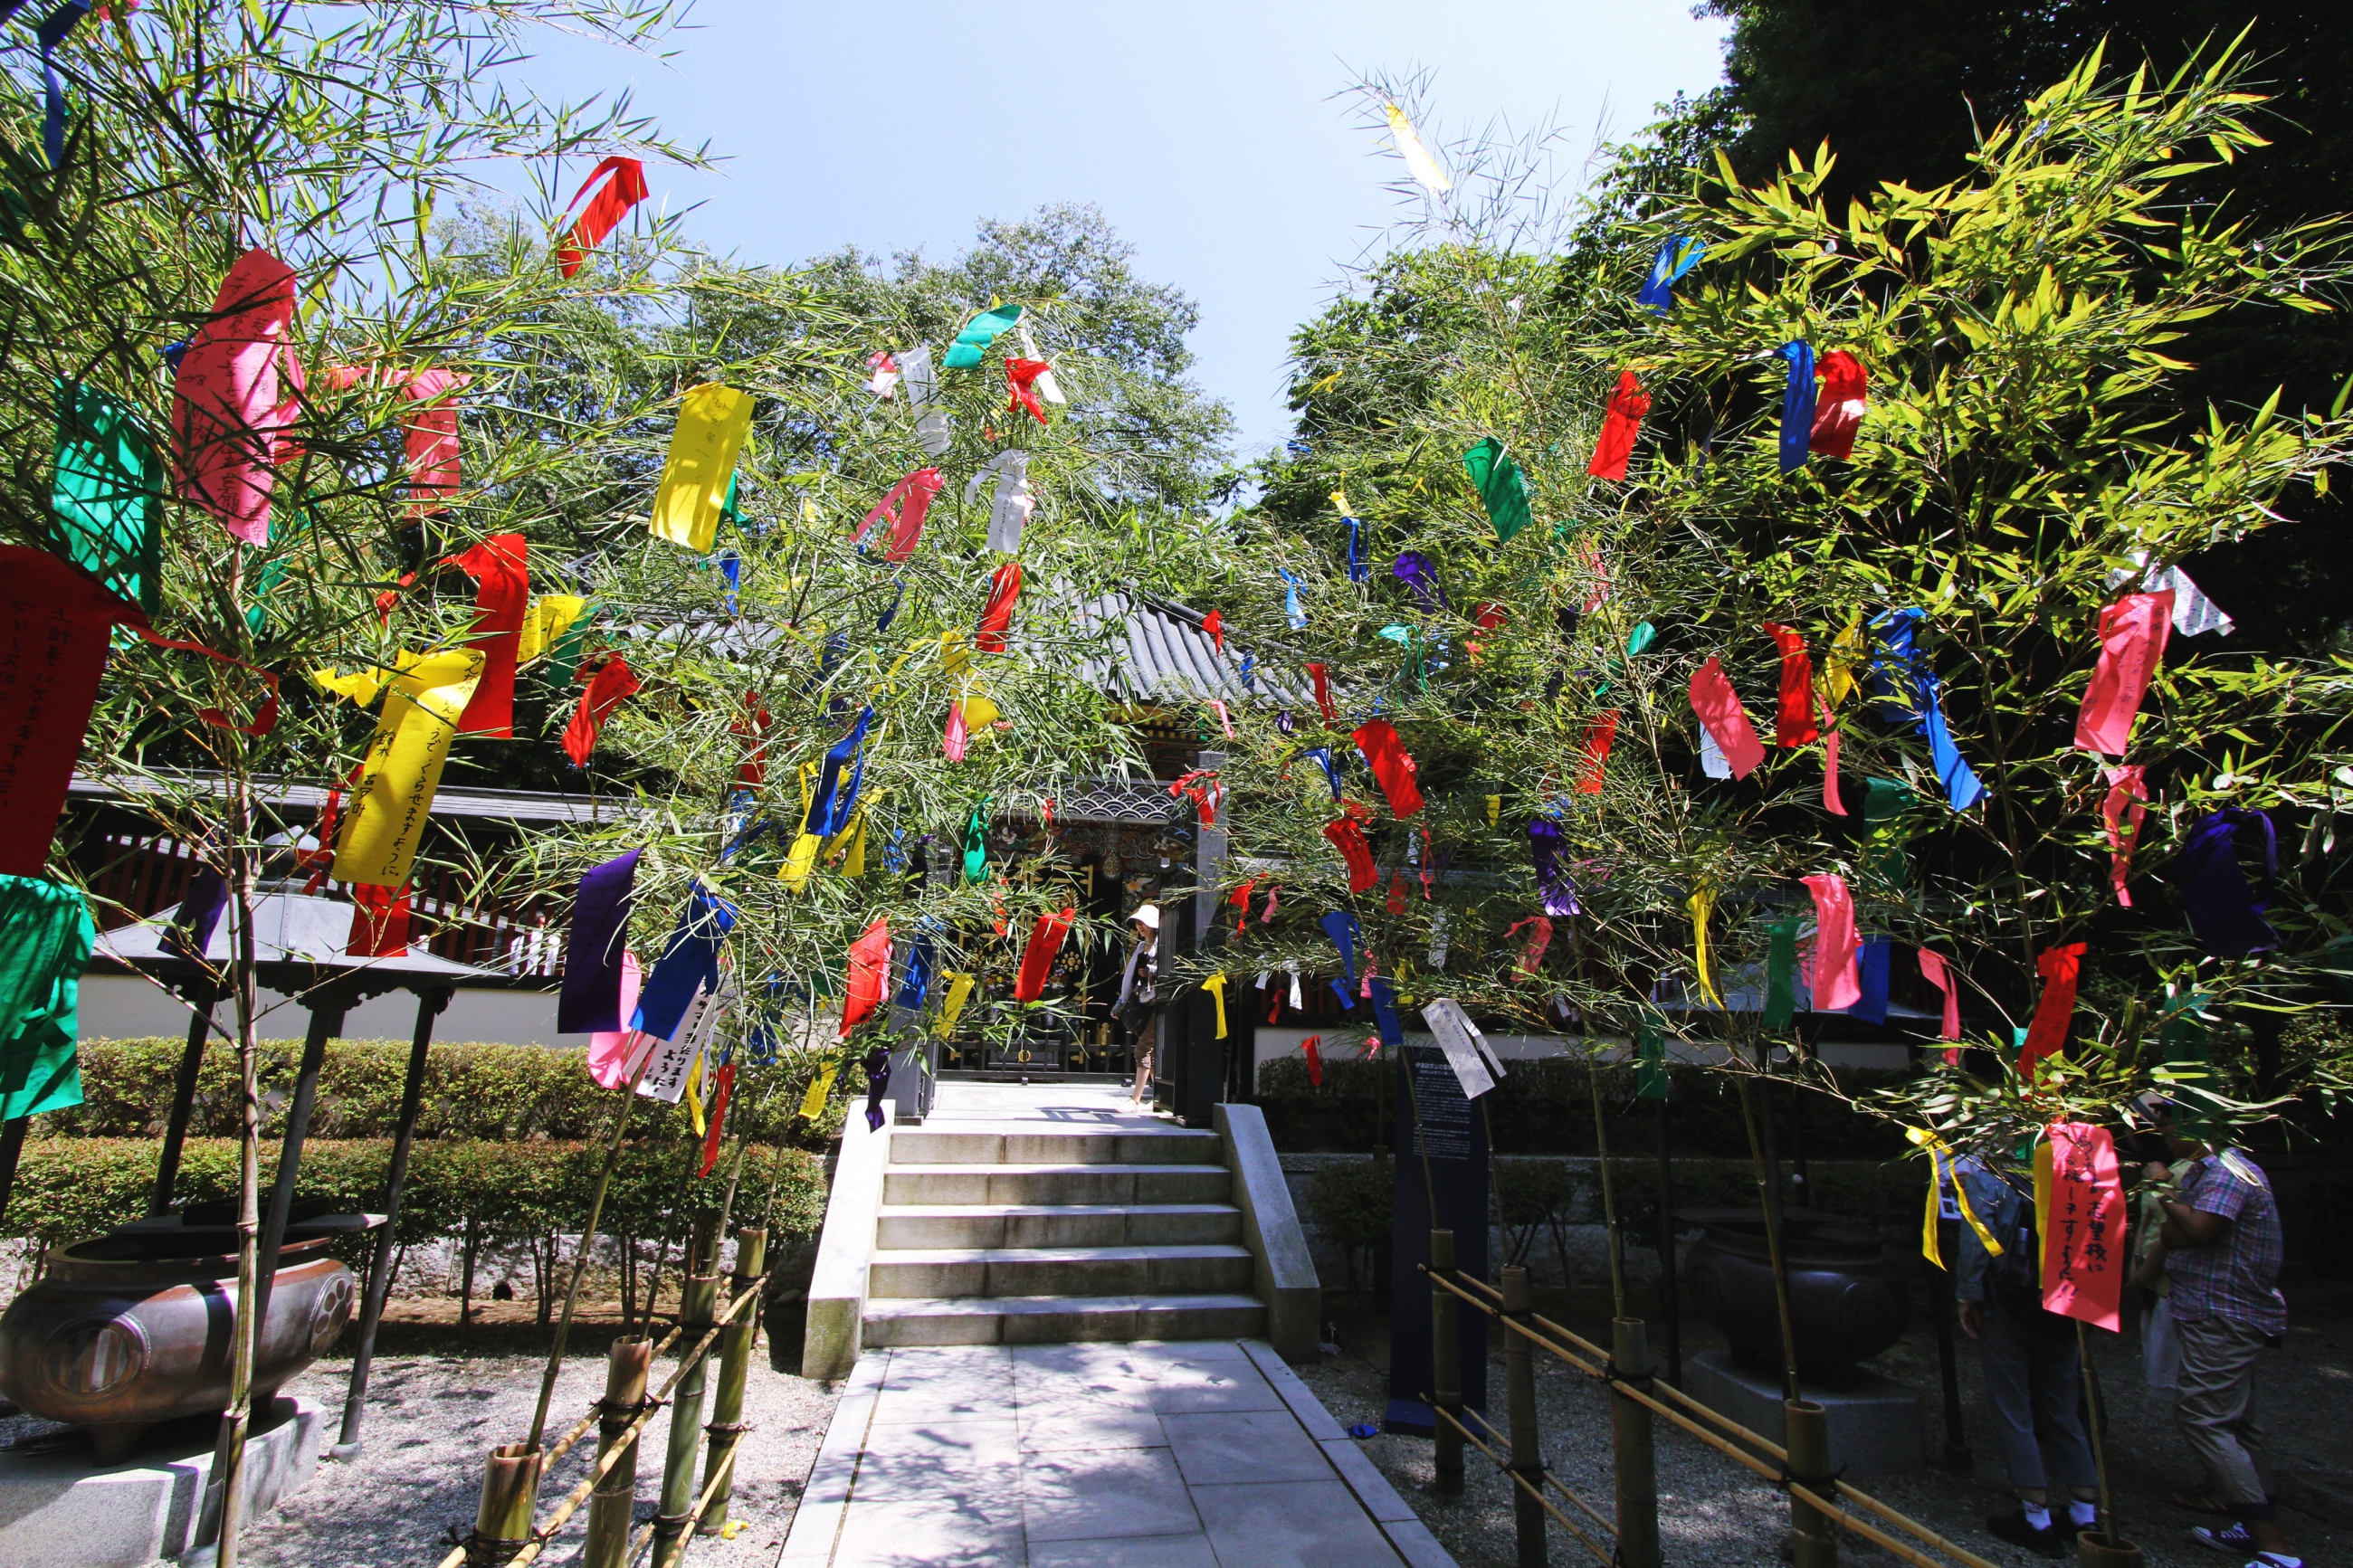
[1330,487,1352,516]
[1202,973,1229,1040]
[934,972,976,1038]
[960,693,1000,729]
[779,833,822,891]
[651,383,753,552]
[2032,1136,2053,1291]
[938,632,971,677]
[1384,101,1453,195]
[1906,1126,2004,1269]
[331,648,484,889]
[1686,889,1722,1008]
[310,667,382,708]
[685,1049,707,1137]
[798,1060,839,1120]
[518,594,587,663]
[1824,611,1864,710]
[1485,794,1500,828]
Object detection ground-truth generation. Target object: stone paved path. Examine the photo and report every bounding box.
[777,1337,1453,1567]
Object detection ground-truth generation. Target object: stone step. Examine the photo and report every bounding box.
[888,1128,1222,1166]
[876,1202,1243,1250]
[861,1292,1266,1348]
[868,1243,1256,1300]
[881,1163,1231,1208]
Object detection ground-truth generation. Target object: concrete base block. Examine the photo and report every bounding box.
[0,1394,322,1567]
[1683,1350,1923,1478]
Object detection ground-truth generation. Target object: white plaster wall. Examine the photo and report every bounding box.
[80,974,576,1047]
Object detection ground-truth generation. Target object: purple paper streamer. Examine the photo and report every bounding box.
[557,847,643,1033]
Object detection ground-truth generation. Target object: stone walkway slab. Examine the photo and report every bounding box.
[778,1339,1453,1567]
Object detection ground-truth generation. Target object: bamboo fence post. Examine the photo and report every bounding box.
[1431,1226,1463,1497]
[466,1442,545,1567]
[583,1336,654,1568]
[1786,1399,1840,1568]
[1502,1264,1547,1567]
[699,1227,766,1535]
[652,1216,720,1568]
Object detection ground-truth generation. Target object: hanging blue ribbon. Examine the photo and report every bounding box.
[1847,937,1892,1024]
[1393,552,1446,612]
[1238,652,1256,692]
[631,882,739,1041]
[883,827,908,873]
[159,340,188,375]
[1635,236,1707,314]
[718,550,741,615]
[1368,977,1405,1050]
[805,706,873,836]
[1869,608,1983,810]
[876,580,903,632]
[1777,341,1816,473]
[1346,516,1367,583]
[894,932,937,1009]
[36,1,88,170]
[1304,746,1342,802]
[2177,809,2281,958]
[1319,910,1360,984]
[1278,566,1308,630]
[166,866,229,962]
[1276,709,1294,736]
[1330,977,1358,1011]
[1528,820,1580,917]
[719,816,776,864]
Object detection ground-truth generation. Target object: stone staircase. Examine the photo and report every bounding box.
[861,1124,1270,1347]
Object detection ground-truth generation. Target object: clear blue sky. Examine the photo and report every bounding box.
[515,1,1731,457]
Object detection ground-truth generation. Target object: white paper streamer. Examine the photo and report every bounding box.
[1700,727,1732,779]
[1420,996,1498,1098]
[1384,102,1453,195]
[1427,908,1450,970]
[2111,553,2234,637]
[967,450,1034,553]
[636,981,721,1104]
[1016,321,1064,405]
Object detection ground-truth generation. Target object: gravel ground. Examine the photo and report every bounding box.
[1296,1279,2353,1568]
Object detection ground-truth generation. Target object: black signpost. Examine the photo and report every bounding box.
[1386,1041,1490,1435]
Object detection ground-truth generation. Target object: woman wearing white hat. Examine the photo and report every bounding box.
[1116,904,1160,1107]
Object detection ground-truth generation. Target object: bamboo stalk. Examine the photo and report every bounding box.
[526,1050,653,1451]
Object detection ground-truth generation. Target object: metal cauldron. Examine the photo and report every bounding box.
[1679,1207,1909,1374]
[0,1204,374,1460]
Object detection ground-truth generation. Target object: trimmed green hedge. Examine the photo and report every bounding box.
[4,1137,828,1255]
[1255,1057,1913,1159]
[49,1038,864,1150]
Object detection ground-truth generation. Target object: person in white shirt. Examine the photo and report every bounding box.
[1115,905,1159,1107]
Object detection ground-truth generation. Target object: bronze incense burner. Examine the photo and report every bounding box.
[1679,1207,1909,1374]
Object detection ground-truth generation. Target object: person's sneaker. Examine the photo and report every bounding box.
[2244,1554,2302,1568]
[1988,1512,2067,1560]
[2193,1525,2256,1555]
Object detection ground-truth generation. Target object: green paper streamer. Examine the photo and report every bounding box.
[1625,622,1656,657]
[1462,437,1531,543]
[1635,1012,1669,1100]
[2159,991,2219,1136]
[52,380,158,613]
[963,799,990,884]
[1764,917,1800,1030]
[0,876,93,1121]
[1862,776,1917,885]
[543,601,601,692]
[942,304,1023,370]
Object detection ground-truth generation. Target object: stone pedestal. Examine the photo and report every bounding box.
[1684,1350,1923,1477]
[0,1394,322,1566]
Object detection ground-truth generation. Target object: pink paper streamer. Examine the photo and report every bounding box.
[2101,764,2149,907]
[1211,699,1234,739]
[1799,872,1861,1010]
[587,951,645,1088]
[1505,916,1554,974]
[1689,656,1766,779]
[1817,695,1846,815]
[174,248,303,545]
[944,701,968,761]
[1917,948,1961,1041]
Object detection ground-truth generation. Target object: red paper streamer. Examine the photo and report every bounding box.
[1386,875,1408,914]
[1917,948,1962,1042]
[1014,905,1075,1002]
[1506,915,1554,974]
[1230,876,1258,934]
[1005,356,1053,424]
[0,548,281,878]
[401,368,469,517]
[448,532,529,737]
[173,247,301,546]
[1323,815,1377,893]
[1169,768,1222,824]
[2017,942,2087,1076]
[2041,1120,2125,1331]
[1808,350,1867,461]
[1203,609,1224,651]
[1577,710,1618,794]
[976,563,1022,652]
[1351,719,1424,818]
[557,157,649,278]
[857,468,943,562]
[2101,764,2149,907]
[1586,369,1650,480]
[1688,656,1767,779]
[1761,622,1819,746]
[734,690,771,786]
[563,653,641,767]
[841,917,891,1038]
[347,882,412,957]
[2075,591,2173,757]
[1300,1033,1324,1088]
[1799,872,1860,1010]
[1308,661,1337,727]
[696,1060,736,1177]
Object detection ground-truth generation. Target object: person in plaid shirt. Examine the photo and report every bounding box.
[2131,1106,2298,1568]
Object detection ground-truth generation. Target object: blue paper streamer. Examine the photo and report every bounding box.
[1279,566,1308,630]
[876,580,903,632]
[894,932,937,1010]
[1868,608,1983,810]
[1346,516,1367,583]
[37,1,88,169]
[1848,937,1891,1024]
[805,706,873,837]
[1319,910,1360,984]
[1635,236,1707,314]
[1777,341,1816,473]
[1368,977,1405,1050]
[631,882,738,1041]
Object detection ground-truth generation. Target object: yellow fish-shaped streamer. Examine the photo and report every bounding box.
[331,649,484,889]
[651,384,753,552]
